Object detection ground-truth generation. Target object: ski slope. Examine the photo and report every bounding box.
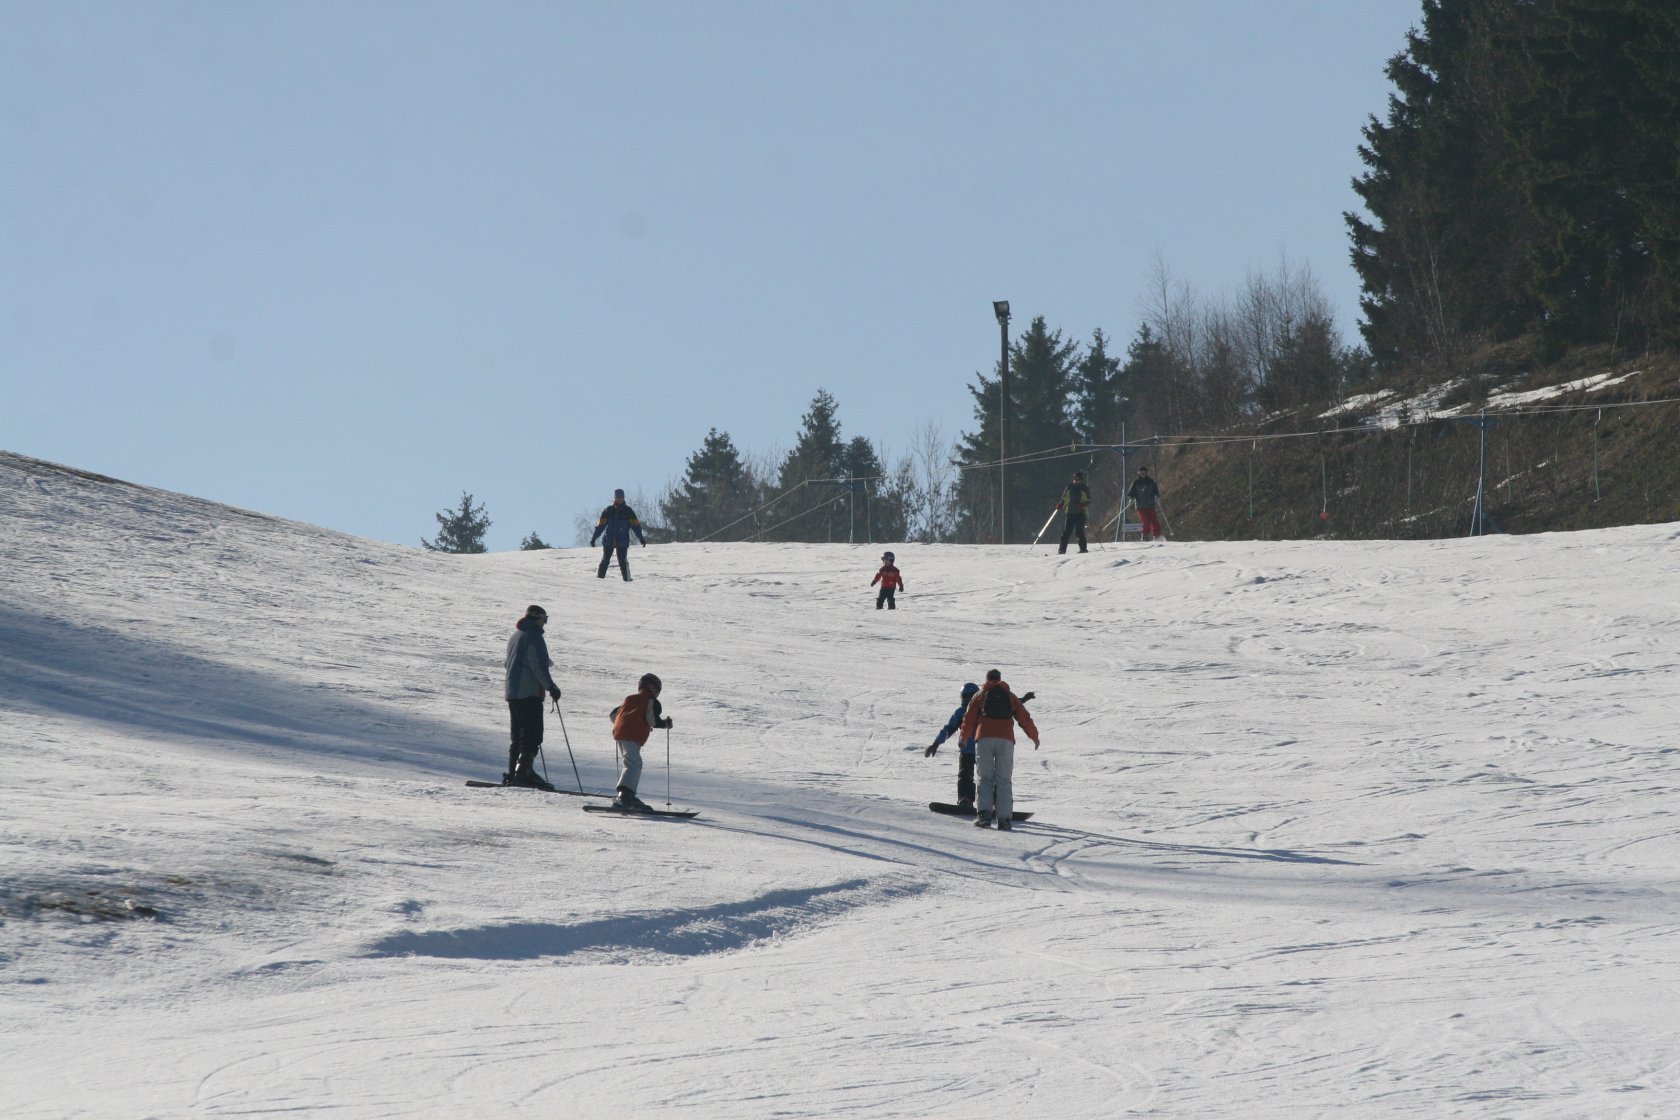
[4,449,1679,1119]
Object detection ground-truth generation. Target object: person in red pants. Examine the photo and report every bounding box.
[1128,466,1164,541]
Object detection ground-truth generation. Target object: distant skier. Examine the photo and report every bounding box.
[591,489,646,580]
[871,551,904,610]
[1128,466,1163,541]
[503,604,563,790]
[1057,470,1092,554]
[960,669,1040,830]
[609,672,674,811]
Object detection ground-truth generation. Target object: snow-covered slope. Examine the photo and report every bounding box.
[4,449,1680,1118]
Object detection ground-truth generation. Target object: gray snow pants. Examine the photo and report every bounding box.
[615,739,644,795]
[975,737,1015,820]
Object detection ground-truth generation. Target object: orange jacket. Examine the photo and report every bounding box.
[871,564,904,591]
[610,690,667,745]
[960,680,1039,745]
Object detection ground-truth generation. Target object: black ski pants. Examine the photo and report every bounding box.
[957,747,976,806]
[598,539,630,580]
[1059,512,1088,553]
[507,696,545,775]
[876,587,896,610]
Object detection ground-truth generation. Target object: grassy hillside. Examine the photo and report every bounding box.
[1092,351,1680,542]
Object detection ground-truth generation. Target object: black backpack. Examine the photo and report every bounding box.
[981,687,1014,720]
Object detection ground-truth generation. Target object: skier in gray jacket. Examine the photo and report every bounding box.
[504,604,563,788]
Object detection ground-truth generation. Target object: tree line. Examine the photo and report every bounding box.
[427,1,1680,551]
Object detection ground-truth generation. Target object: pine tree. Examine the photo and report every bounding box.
[771,390,848,541]
[1346,0,1538,366]
[519,532,550,550]
[661,428,762,541]
[423,492,490,553]
[1073,328,1126,445]
[956,316,1082,542]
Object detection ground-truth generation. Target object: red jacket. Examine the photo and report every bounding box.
[960,680,1039,746]
[871,564,904,591]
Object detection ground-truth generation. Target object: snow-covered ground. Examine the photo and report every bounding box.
[4,449,1680,1119]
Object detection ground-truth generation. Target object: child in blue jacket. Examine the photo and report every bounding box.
[924,682,981,809]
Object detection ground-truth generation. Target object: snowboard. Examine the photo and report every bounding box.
[583,803,699,820]
[929,801,1034,822]
[465,780,611,798]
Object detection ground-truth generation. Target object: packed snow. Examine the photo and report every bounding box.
[4,449,1679,1118]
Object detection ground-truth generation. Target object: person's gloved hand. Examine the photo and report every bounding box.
[548,687,562,701]
[924,742,939,758]
[660,717,674,730]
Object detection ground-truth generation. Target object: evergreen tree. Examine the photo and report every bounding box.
[956,316,1081,542]
[1347,0,1538,365]
[519,532,550,550]
[1073,328,1126,445]
[839,435,909,543]
[422,492,490,553]
[1117,324,1176,440]
[661,428,762,541]
[1500,0,1680,352]
[771,390,848,541]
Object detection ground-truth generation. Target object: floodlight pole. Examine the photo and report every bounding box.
[993,300,1011,542]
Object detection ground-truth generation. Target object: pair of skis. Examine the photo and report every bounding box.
[468,783,1033,823]
[464,780,698,819]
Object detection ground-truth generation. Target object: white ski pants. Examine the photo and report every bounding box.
[975,738,1015,820]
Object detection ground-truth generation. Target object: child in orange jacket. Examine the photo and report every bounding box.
[609,672,673,810]
[871,551,904,610]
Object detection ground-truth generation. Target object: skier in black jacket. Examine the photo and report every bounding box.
[1057,471,1092,554]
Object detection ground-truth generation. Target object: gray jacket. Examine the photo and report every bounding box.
[504,620,560,700]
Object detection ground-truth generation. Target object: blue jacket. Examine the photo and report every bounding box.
[591,502,646,546]
[932,703,976,755]
[504,618,560,700]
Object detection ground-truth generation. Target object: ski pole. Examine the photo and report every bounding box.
[554,699,585,792]
[1158,501,1173,540]
[1030,507,1058,547]
[664,726,672,808]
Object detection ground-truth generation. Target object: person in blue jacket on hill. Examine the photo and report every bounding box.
[591,489,646,581]
[925,682,982,810]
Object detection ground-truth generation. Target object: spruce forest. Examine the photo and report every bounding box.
[648,0,1680,547]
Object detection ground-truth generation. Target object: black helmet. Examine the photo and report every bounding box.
[1073,470,1085,480]
[882,551,895,561]
[961,682,980,700]
[639,672,662,693]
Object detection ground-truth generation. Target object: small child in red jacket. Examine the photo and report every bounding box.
[871,551,904,610]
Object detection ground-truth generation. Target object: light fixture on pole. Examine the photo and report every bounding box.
[993,300,1010,543]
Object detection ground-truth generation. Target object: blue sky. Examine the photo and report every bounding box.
[2,1,1422,550]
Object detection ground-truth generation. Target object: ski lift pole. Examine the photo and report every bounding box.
[554,698,585,792]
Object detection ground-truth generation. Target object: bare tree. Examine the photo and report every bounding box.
[908,421,959,542]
